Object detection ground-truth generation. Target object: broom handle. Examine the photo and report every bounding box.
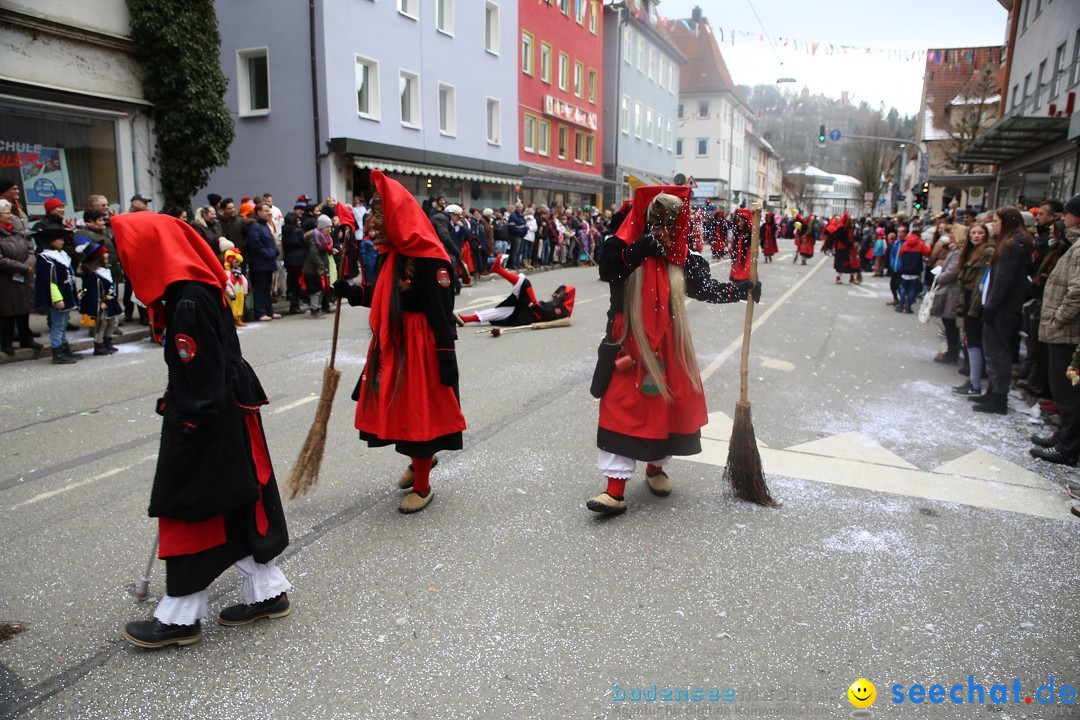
[738,203,762,404]
[329,297,343,370]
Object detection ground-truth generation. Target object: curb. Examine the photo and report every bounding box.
[0,327,154,366]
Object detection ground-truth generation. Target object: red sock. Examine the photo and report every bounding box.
[411,457,433,495]
[493,254,518,283]
[605,476,627,499]
[460,313,479,323]
[525,285,539,305]
[646,464,664,477]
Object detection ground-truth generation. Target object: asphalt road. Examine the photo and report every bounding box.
[1,250,1077,720]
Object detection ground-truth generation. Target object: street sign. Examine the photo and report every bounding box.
[829,129,842,142]
[863,192,873,201]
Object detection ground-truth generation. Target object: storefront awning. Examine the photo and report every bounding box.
[954,114,1070,165]
[353,156,519,185]
[627,171,667,190]
[927,172,998,188]
[520,161,613,191]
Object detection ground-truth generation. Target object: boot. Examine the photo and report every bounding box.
[934,351,959,364]
[103,337,119,354]
[52,348,76,365]
[93,342,110,356]
[61,342,78,360]
[234,315,247,327]
[972,392,1008,414]
[19,336,43,350]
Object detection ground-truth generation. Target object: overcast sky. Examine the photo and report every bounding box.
[655,0,1009,115]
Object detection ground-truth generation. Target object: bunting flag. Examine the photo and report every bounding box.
[660,18,1000,64]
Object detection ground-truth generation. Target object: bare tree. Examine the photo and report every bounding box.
[944,64,1000,172]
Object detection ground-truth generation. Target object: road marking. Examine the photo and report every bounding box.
[761,357,795,372]
[687,413,1075,522]
[786,431,917,469]
[271,395,319,414]
[10,455,156,510]
[845,284,878,298]
[700,255,828,383]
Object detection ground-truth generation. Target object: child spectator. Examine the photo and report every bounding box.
[78,242,122,354]
[35,228,79,364]
[224,248,248,327]
[302,215,334,318]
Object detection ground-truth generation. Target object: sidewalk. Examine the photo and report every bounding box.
[0,311,152,366]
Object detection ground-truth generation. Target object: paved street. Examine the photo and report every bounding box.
[1,253,1077,719]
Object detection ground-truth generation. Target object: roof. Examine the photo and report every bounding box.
[787,164,835,179]
[954,114,1070,165]
[919,46,1002,144]
[661,16,747,107]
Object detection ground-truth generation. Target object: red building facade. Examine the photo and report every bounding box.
[518,0,605,208]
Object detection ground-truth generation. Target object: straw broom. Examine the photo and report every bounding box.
[285,297,343,499]
[722,202,778,507]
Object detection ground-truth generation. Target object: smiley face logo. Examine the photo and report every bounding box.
[847,679,876,708]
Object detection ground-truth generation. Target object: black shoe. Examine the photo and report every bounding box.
[60,342,78,359]
[903,307,914,314]
[972,393,1007,414]
[1030,433,1056,449]
[19,339,43,350]
[1029,446,1078,466]
[218,592,291,626]
[122,619,203,648]
[934,352,959,364]
[51,348,76,365]
[952,382,982,396]
[1,345,13,356]
[958,364,969,376]
[968,391,992,403]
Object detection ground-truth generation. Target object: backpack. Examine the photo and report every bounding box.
[493,218,509,241]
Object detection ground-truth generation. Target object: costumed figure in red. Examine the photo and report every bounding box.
[760,211,779,262]
[795,213,817,264]
[453,253,575,327]
[332,170,466,514]
[112,213,292,649]
[586,185,761,515]
[830,212,860,284]
[728,209,753,282]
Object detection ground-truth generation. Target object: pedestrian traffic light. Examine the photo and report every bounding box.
[818,125,826,144]
[914,196,923,211]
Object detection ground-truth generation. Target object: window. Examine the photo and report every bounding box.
[676,138,684,157]
[657,114,664,146]
[588,69,597,104]
[648,47,655,80]
[698,101,709,118]
[1022,0,1030,30]
[522,31,534,76]
[1034,59,1046,109]
[636,38,644,72]
[575,0,587,25]
[436,0,453,34]
[667,120,673,151]
[573,61,584,97]
[237,47,270,116]
[623,27,632,63]
[1051,43,1066,98]
[398,0,418,18]
[1034,0,1042,17]
[677,103,684,119]
[1073,30,1080,86]
[574,131,584,163]
[585,134,595,165]
[1012,84,1019,108]
[696,138,708,157]
[537,118,550,156]
[355,55,380,119]
[540,42,552,83]
[438,83,456,135]
[588,1,597,33]
[399,70,420,127]
[668,64,674,92]
[486,97,501,144]
[557,125,568,160]
[559,0,570,15]
[523,113,537,153]
[633,102,641,138]
[558,52,569,91]
[658,57,666,86]
[645,107,653,144]
[485,2,499,54]
[620,95,629,134]
[1023,72,1031,106]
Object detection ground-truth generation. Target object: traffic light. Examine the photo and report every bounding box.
[914,195,923,211]
[818,125,826,144]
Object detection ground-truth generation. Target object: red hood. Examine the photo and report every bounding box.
[335,202,357,232]
[372,170,449,262]
[112,212,228,304]
[615,184,693,266]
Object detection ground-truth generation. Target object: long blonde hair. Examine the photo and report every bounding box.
[618,193,701,401]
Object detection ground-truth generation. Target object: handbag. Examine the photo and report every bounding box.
[917,278,938,324]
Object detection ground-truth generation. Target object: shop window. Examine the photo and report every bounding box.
[237,47,270,116]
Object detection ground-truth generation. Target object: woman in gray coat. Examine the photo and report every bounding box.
[0,199,43,355]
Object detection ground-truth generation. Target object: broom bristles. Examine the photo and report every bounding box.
[284,365,342,500]
[722,401,778,507]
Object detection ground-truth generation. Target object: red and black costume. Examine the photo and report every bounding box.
[587,185,754,513]
[112,212,290,640]
[830,213,860,281]
[795,214,816,262]
[334,170,466,511]
[457,254,575,326]
[728,209,753,282]
[760,212,778,261]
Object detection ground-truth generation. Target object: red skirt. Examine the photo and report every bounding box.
[598,313,708,459]
[356,311,466,444]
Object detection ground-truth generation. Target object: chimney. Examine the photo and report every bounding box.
[691,6,702,26]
